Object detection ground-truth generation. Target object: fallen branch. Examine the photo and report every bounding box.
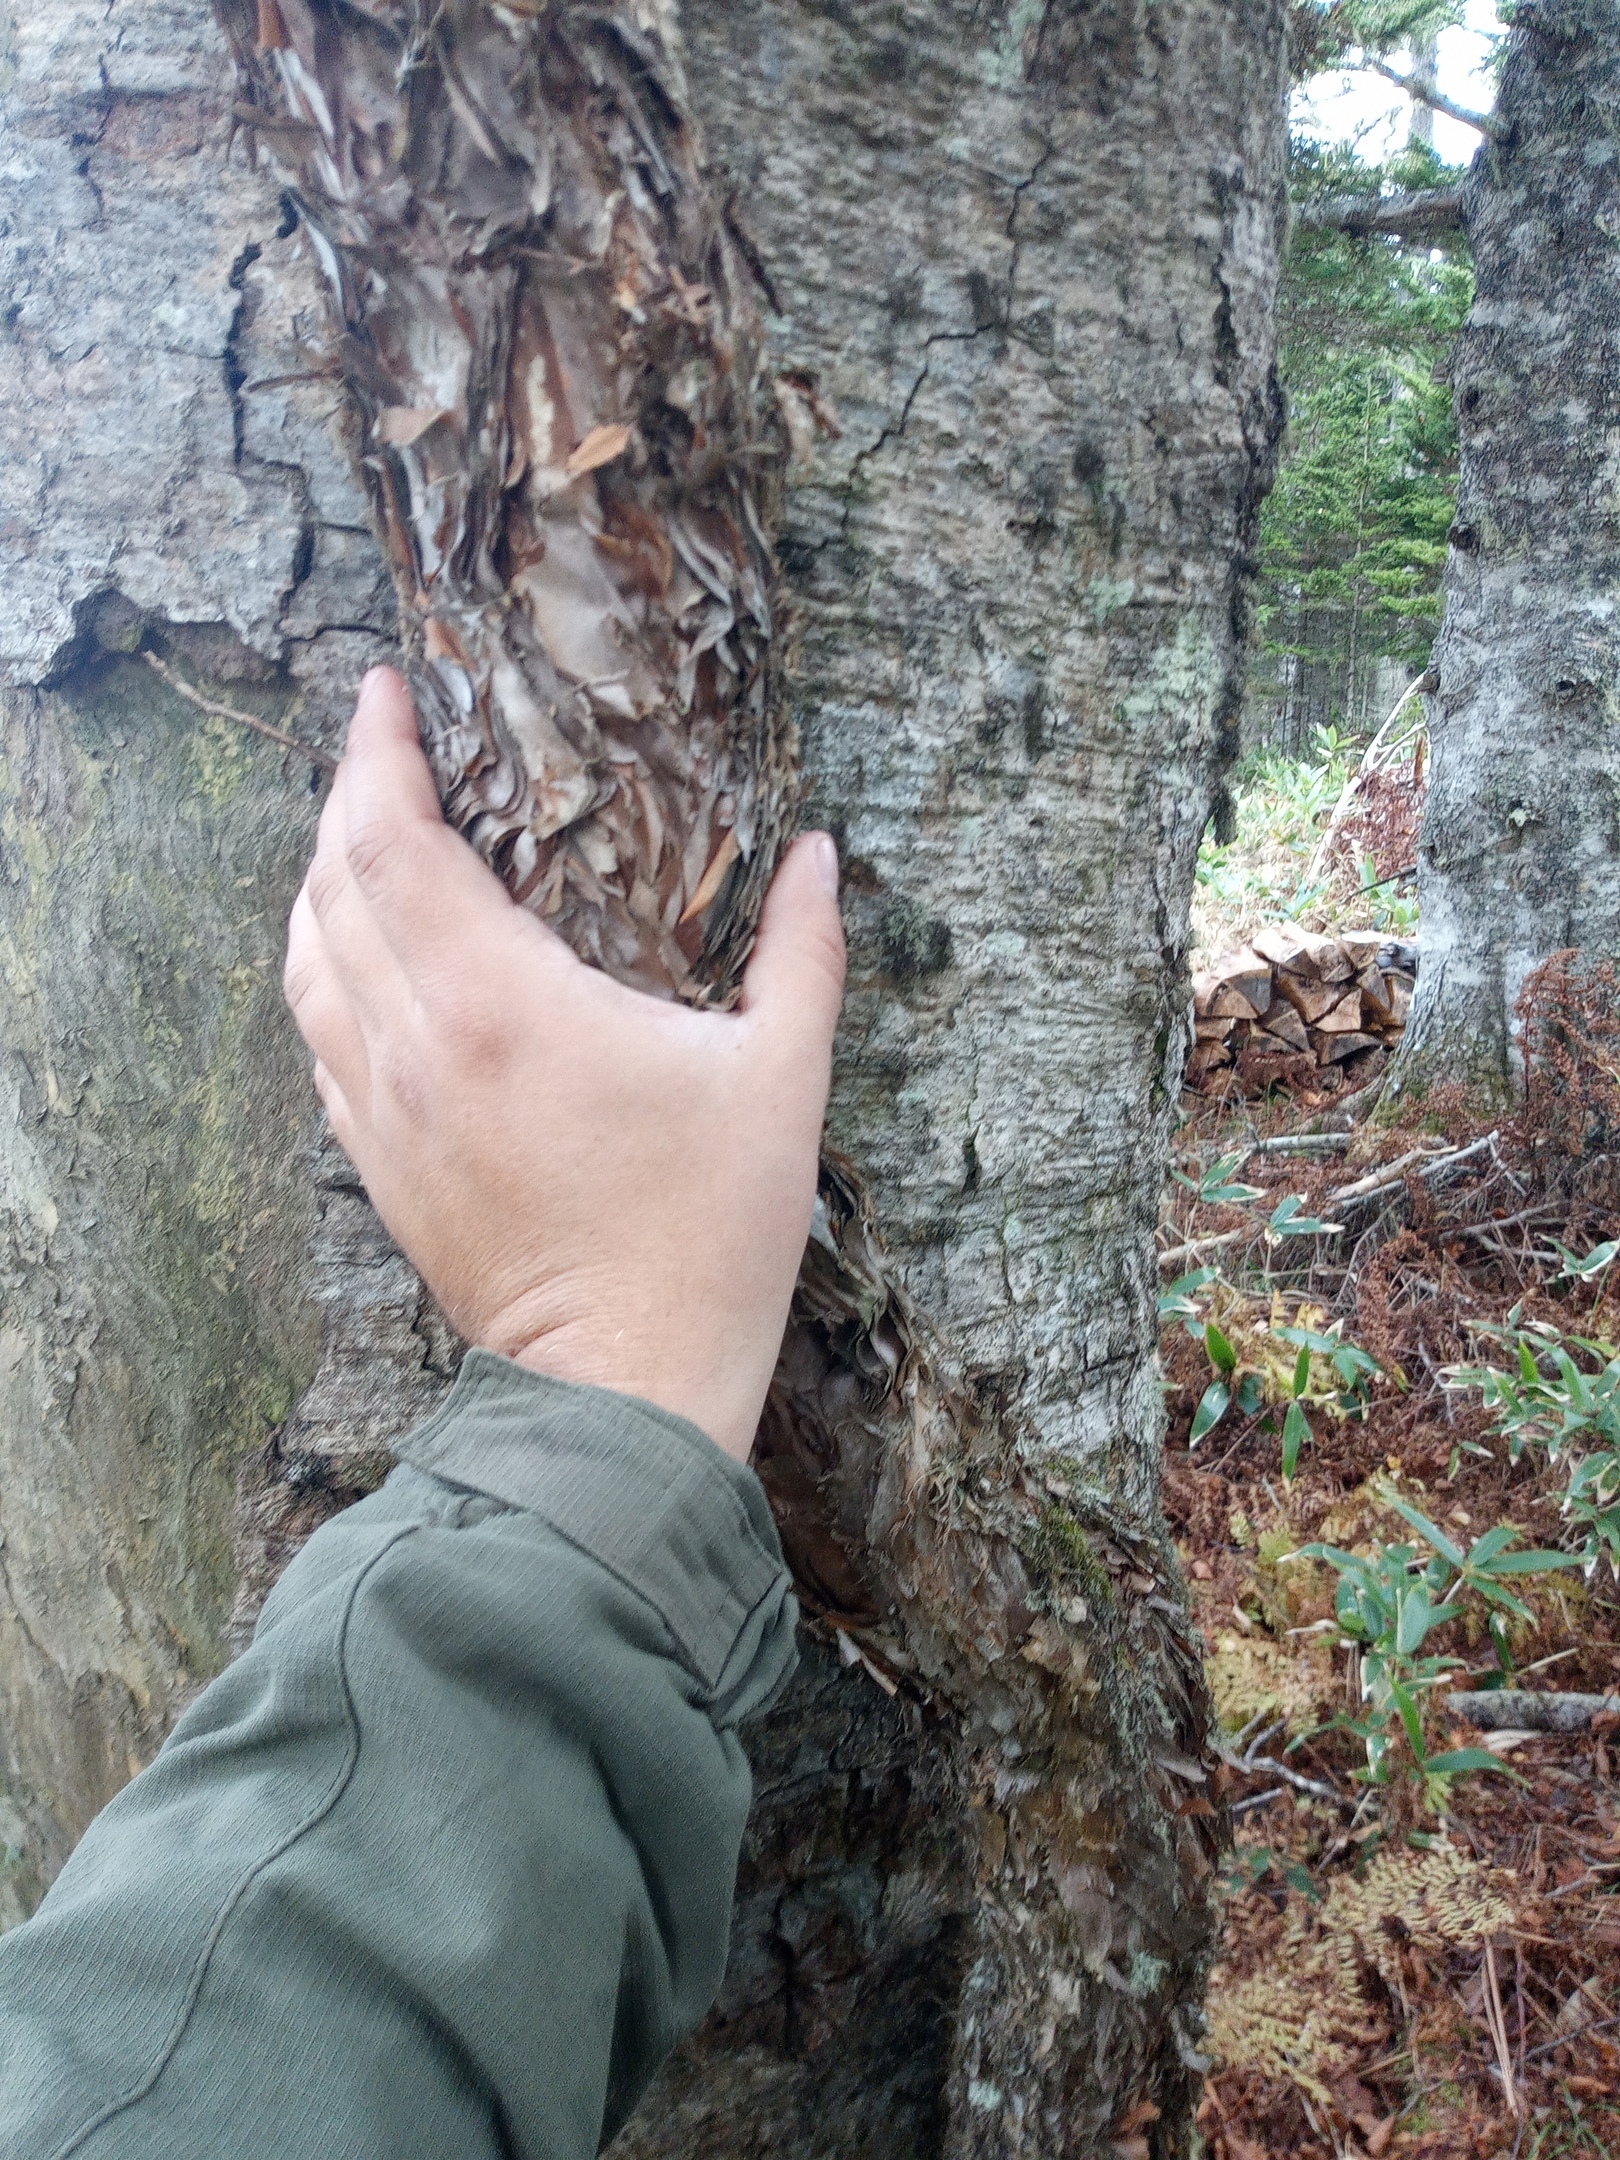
[1250,1133,1354,1157]
[1158,1131,1498,1271]
[1219,1719,1343,1802]
[1442,1691,1620,1734]
[1326,1130,1498,1211]
[1306,667,1435,890]
[1157,1223,1259,1273]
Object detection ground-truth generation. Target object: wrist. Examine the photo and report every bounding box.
[504,1328,761,1465]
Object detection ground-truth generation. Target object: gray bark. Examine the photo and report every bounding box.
[0,1,1288,2149]
[1407,31,1440,148]
[1294,186,1463,241]
[1389,0,1620,1101]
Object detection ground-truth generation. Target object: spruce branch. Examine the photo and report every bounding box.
[1364,54,1504,138]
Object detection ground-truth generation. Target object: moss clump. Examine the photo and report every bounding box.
[1026,1505,1118,1622]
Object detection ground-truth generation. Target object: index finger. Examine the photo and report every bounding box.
[333,666,517,977]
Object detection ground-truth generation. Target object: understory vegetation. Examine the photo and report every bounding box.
[1173,43,1620,2143]
[1167,954,1620,2154]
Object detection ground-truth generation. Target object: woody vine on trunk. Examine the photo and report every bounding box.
[214,0,1287,2150]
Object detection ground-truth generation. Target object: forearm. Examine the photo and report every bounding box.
[0,1355,796,2159]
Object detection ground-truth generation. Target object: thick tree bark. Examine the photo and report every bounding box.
[1388,0,1620,1101]
[0,1,1287,2149]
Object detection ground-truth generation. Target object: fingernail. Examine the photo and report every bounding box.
[811,832,839,895]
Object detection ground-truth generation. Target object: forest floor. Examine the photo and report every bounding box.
[1175,734,1615,2151]
[1167,746,1620,2158]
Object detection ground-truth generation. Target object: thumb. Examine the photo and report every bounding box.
[740,832,846,1051]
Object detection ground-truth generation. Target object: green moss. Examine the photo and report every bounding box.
[1026,1505,1118,1620]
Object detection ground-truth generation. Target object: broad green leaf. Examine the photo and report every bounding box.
[1424,1748,1517,1779]
[1279,1325,1339,1355]
[1472,1580,1534,1625]
[1476,1548,1583,1575]
[1292,1344,1312,1400]
[1465,1524,1518,1565]
[1205,1323,1238,1377]
[1381,1490,1465,1569]
[1282,1399,1310,1479]
[1388,1678,1426,1758]
[1236,1371,1265,1417]
[1396,1590,1433,1655]
[1189,1380,1230,1446]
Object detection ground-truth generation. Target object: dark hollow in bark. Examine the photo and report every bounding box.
[203,8,1296,2151]
[1389,0,1620,1103]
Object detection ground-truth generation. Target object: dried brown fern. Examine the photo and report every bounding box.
[1208,1842,1517,2105]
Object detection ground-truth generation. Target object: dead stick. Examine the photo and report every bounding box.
[143,651,338,771]
[1442,1691,1620,1733]
[1483,1940,1520,2118]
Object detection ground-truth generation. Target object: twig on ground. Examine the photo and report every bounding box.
[1521,2012,1620,2065]
[1231,1787,1288,1818]
[1482,1939,1520,2119]
[1442,1691,1620,1733]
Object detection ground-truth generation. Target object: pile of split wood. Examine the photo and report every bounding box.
[1187,926,1416,1098]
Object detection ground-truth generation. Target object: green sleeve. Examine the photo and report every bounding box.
[0,1350,797,2160]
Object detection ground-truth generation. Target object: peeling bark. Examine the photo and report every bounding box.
[0,1,1288,2150]
[1389,0,1620,1101]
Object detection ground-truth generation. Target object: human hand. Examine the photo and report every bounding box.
[282,669,844,1463]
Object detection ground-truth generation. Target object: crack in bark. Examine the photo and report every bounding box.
[830,139,1055,557]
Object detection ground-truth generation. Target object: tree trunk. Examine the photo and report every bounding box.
[1407,31,1440,149]
[1388,0,1620,1102]
[0,1,1288,2150]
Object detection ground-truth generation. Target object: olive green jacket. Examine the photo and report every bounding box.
[0,1351,797,2157]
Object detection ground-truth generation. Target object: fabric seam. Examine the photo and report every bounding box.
[49,1523,419,2159]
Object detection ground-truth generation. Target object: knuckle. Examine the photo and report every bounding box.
[282,948,317,1014]
[343,815,405,893]
[373,1038,432,1128]
[305,851,347,921]
[421,976,510,1072]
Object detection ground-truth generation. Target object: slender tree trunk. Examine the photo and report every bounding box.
[0,1,1287,2149]
[1388,0,1620,1102]
[1407,31,1440,148]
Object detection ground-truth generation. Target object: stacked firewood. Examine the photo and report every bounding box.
[1186,927,1416,1098]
